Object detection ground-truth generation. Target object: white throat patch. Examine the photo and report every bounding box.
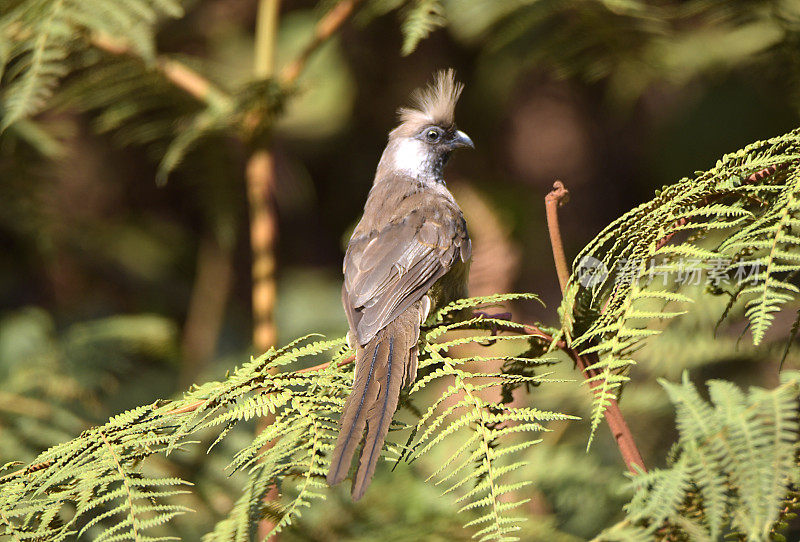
[391,138,429,177]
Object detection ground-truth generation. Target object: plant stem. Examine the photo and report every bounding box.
[91,33,231,109]
[544,181,647,474]
[251,2,281,539]
[254,0,280,78]
[248,149,279,351]
[545,181,571,292]
[280,0,364,85]
[249,0,281,352]
[246,0,362,397]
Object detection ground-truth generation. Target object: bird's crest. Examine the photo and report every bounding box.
[396,69,463,132]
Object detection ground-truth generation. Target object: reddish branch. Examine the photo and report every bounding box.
[545,164,794,471]
[545,181,571,292]
[544,181,646,474]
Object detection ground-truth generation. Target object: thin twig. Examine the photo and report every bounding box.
[165,353,356,416]
[296,353,356,373]
[544,180,647,474]
[545,181,571,292]
[280,0,364,86]
[91,33,231,109]
[254,0,281,79]
[492,321,558,344]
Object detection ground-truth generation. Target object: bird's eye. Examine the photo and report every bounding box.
[426,129,440,142]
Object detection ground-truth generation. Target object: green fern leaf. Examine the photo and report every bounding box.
[1,0,183,128]
[400,0,446,55]
[601,371,800,539]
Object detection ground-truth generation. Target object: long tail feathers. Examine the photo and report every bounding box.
[326,341,379,488]
[352,336,405,500]
[327,312,417,500]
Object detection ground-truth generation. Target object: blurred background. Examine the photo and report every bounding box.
[3,0,800,539]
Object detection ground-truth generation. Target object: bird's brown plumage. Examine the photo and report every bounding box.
[327,70,471,500]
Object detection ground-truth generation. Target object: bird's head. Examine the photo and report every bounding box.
[377,69,473,183]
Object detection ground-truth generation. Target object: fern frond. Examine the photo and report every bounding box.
[0,296,562,540]
[0,334,348,541]
[562,127,800,445]
[400,0,446,55]
[433,292,542,322]
[719,170,800,344]
[1,0,183,127]
[59,55,198,147]
[406,329,575,541]
[1,0,72,128]
[600,371,800,539]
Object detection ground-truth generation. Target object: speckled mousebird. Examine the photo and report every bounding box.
[326,69,473,500]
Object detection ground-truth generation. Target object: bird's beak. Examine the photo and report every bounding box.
[451,130,474,149]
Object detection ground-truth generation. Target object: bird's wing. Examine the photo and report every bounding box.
[343,212,470,346]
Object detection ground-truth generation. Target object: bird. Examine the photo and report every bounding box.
[326,69,474,501]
